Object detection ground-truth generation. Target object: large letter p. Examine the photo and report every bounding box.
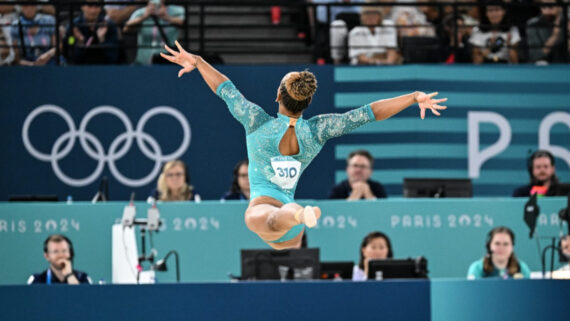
[468,112,512,178]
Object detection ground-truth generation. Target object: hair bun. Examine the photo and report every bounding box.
[285,71,317,101]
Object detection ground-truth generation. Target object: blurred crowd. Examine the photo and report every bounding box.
[0,0,569,66]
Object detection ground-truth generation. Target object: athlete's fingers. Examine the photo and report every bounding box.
[164,44,178,56]
[160,52,177,63]
[174,40,185,53]
[427,92,438,98]
[178,67,189,78]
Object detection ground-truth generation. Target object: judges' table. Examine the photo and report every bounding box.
[0,197,567,284]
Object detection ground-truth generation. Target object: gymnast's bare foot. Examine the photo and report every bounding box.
[296,206,321,228]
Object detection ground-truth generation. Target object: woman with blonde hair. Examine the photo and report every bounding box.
[150,159,199,201]
[161,41,446,250]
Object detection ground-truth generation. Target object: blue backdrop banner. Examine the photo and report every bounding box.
[0,65,569,201]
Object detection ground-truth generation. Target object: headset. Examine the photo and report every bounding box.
[43,234,75,261]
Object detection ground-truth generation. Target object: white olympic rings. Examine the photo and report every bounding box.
[22,105,191,187]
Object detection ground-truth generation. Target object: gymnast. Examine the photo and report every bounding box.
[161,41,447,250]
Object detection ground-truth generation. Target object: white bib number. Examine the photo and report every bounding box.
[270,156,301,189]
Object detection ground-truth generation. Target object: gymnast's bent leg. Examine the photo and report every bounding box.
[245,198,321,249]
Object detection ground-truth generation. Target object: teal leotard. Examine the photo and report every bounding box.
[216,80,375,241]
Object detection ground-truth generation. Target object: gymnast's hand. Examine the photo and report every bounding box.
[415,92,447,120]
[161,40,198,78]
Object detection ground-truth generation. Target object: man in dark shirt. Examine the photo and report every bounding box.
[65,0,120,64]
[329,149,387,200]
[526,0,566,63]
[27,234,91,284]
[513,150,566,197]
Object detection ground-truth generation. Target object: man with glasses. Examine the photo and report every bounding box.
[27,234,91,284]
[329,149,387,200]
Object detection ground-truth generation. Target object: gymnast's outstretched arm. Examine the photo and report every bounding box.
[161,40,228,93]
[162,41,272,134]
[370,92,447,121]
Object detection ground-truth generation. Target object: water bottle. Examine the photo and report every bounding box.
[66,195,73,205]
[375,270,383,281]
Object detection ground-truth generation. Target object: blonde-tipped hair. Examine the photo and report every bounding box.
[157,160,193,201]
[284,71,318,101]
[279,70,318,114]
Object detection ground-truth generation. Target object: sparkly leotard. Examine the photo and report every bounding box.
[217,80,376,205]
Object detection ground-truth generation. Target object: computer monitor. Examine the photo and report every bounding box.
[241,248,320,280]
[320,261,354,280]
[403,178,472,198]
[8,195,58,202]
[367,257,429,280]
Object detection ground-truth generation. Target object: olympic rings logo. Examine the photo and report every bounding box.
[22,105,191,187]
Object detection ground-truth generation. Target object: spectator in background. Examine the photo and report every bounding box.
[388,0,437,38]
[10,0,56,66]
[444,0,480,33]
[353,231,393,281]
[150,159,200,202]
[470,0,520,64]
[1,0,55,21]
[28,234,91,284]
[347,6,399,65]
[0,23,15,65]
[0,2,17,24]
[65,0,120,64]
[366,0,392,19]
[557,235,570,272]
[329,149,387,200]
[417,0,443,36]
[221,159,250,201]
[105,0,142,25]
[513,150,566,197]
[124,0,184,65]
[467,226,531,279]
[527,0,566,63]
[325,0,364,64]
[440,14,473,63]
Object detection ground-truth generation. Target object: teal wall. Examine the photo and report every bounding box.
[0,198,567,284]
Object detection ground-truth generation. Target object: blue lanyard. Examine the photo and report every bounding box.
[46,269,52,285]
